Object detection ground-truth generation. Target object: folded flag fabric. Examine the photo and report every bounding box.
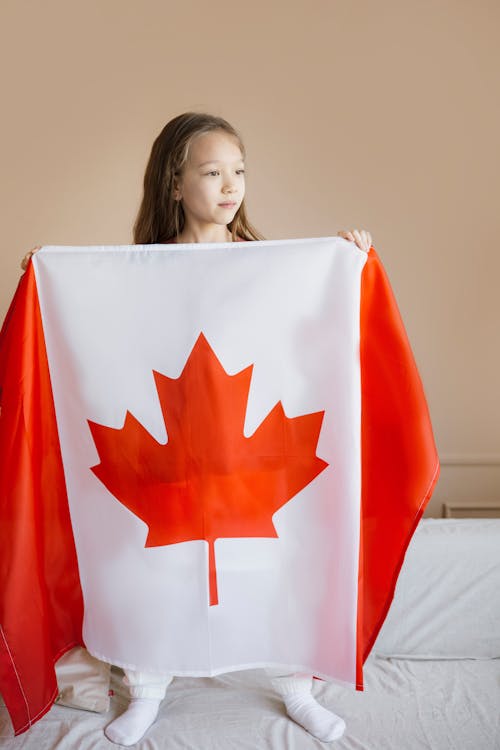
[0,237,439,735]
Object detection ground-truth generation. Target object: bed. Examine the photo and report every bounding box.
[1,518,499,748]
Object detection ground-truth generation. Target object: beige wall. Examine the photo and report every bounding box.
[1,0,499,516]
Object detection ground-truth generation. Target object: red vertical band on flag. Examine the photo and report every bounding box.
[0,266,84,736]
[355,248,440,689]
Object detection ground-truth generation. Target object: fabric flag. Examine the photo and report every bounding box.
[0,237,439,735]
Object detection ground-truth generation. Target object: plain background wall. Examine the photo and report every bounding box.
[1,0,499,516]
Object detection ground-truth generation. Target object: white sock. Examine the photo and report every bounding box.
[104,697,162,746]
[284,691,346,742]
[269,674,345,743]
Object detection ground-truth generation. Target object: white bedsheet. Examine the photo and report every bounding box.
[1,654,499,749]
[373,519,500,659]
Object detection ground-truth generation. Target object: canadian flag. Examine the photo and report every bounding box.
[0,237,439,735]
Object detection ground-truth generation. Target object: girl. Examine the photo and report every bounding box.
[21,112,372,745]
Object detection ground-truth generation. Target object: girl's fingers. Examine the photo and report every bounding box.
[352,229,363,248]
[21,253,31,271]
[359,230,371,252]
[353,229,369,252]
[338,230,372,252]
[20,246,41,271]
[337,230,355,242]
[351,229,373,253]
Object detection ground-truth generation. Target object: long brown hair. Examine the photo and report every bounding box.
[133,112,265,244]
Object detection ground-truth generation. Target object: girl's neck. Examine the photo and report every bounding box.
[175,226,233,244]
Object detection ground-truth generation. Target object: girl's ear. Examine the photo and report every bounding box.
[173,182,182,201]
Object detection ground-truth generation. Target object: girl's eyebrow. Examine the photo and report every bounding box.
[197,159,245,167]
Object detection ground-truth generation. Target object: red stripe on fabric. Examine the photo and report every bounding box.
[0,266,84,735]
[354,248,439,688]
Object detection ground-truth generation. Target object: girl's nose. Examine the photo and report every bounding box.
[222,175,237,193]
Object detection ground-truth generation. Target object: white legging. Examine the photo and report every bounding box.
[124,668,312,700]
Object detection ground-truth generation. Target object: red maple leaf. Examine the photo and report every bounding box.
[88,333,328,605]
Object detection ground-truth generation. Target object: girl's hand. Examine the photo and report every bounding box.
[337,229,372,253]
[20,246,41,271]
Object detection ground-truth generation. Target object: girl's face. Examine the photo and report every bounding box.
[174,130,245,230]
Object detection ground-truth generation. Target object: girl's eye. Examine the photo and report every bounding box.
[205,169,245,176]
